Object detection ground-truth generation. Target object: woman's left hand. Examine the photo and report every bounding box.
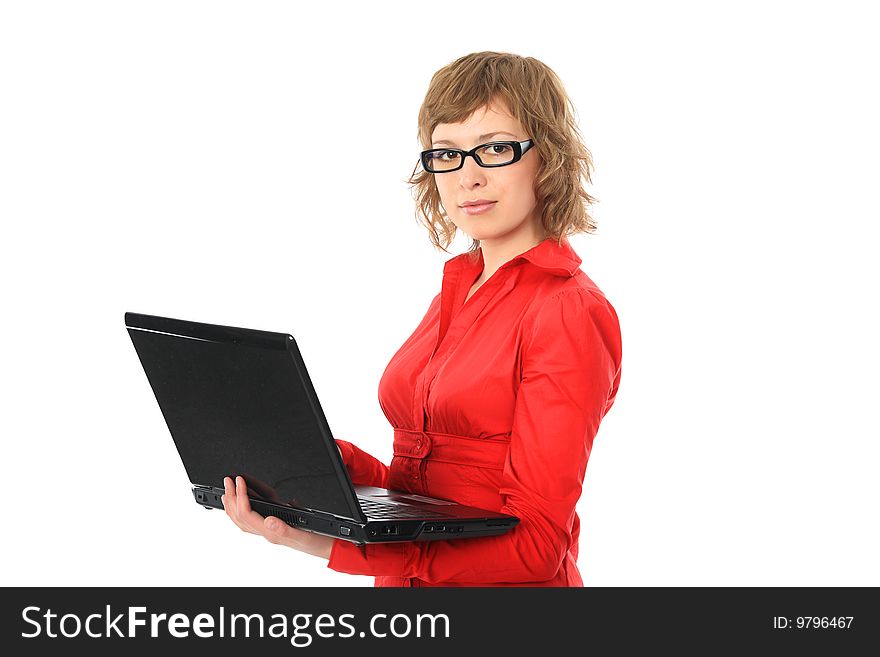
[222,476,336,560]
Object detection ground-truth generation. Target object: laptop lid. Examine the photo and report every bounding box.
[125,311,367,524]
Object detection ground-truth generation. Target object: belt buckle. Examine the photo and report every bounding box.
[414,431,432,459]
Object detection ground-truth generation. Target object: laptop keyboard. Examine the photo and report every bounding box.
[357,496,448,519]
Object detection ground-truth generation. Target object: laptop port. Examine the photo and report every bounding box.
[381,525,398,535]
[436,525,446,533]
[424,525,434,533]
[296,516,308,526]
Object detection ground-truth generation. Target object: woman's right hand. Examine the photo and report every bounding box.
[221,476,334,559]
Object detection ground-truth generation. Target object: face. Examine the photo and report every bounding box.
[430,99,545,247]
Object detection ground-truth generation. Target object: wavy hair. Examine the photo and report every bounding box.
[407,51,598,254]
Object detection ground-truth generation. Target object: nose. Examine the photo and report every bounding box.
[457,154,487,189]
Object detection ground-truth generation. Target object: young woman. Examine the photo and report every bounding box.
[221,51,623,587]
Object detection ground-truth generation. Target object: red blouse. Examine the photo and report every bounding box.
[327,236,622,586]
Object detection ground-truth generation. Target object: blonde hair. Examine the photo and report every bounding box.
[407,51,599,254]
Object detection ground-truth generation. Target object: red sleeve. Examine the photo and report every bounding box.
[335,439,390,489]
[327,289,623,583]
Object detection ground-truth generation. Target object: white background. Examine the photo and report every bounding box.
[2,1,877,586]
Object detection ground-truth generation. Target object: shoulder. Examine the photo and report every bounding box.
[520,282,621,361]
[525,278,618,331]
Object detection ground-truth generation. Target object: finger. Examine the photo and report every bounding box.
[222,477,233,508]
[222,476,239,521]
[221,476,235,519]
[235,476,250,517]
[223,476,258,535]
[235,476,265,533]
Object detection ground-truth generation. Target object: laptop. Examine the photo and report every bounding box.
[125,312,519,545]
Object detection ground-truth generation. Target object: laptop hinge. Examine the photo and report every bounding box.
[308,508,361,523]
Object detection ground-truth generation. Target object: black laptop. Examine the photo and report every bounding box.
[125,312,519,545]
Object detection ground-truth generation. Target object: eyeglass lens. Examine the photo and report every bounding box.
[424,142,516,172]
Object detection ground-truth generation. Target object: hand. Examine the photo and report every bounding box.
[221,476,336,560]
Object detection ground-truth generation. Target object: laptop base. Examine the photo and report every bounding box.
[193,486,518,545]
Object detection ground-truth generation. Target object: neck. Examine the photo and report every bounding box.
[476,224,549,282]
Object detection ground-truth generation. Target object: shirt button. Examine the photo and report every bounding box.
[416,439,422,449]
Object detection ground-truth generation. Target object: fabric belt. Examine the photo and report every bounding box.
[392,428,510,471]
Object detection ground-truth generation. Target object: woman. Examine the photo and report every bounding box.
[221,51,623,587]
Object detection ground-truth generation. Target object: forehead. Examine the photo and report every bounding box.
[431,101,523,141]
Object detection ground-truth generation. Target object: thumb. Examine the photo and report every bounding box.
[265,516,288,534]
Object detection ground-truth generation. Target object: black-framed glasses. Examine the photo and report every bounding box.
[420,139,534,173]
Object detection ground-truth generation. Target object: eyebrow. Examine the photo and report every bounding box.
[431,131,518,147]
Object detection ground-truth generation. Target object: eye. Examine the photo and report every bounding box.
[483,143,512,155]
[437,150,461,161]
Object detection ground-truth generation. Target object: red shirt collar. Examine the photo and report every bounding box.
[444,236,582,278]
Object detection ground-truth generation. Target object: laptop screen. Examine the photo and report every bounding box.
[127,317,358,520]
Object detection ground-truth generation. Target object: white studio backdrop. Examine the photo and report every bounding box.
[1,1,878,586]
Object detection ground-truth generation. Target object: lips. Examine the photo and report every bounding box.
[459,201,497,215]
[459,201,496,208]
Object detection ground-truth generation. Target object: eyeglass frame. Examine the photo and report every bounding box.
[419,139,535,173]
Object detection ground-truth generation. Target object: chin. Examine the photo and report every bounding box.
[467,222,522,241]
[459,226,498,242]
